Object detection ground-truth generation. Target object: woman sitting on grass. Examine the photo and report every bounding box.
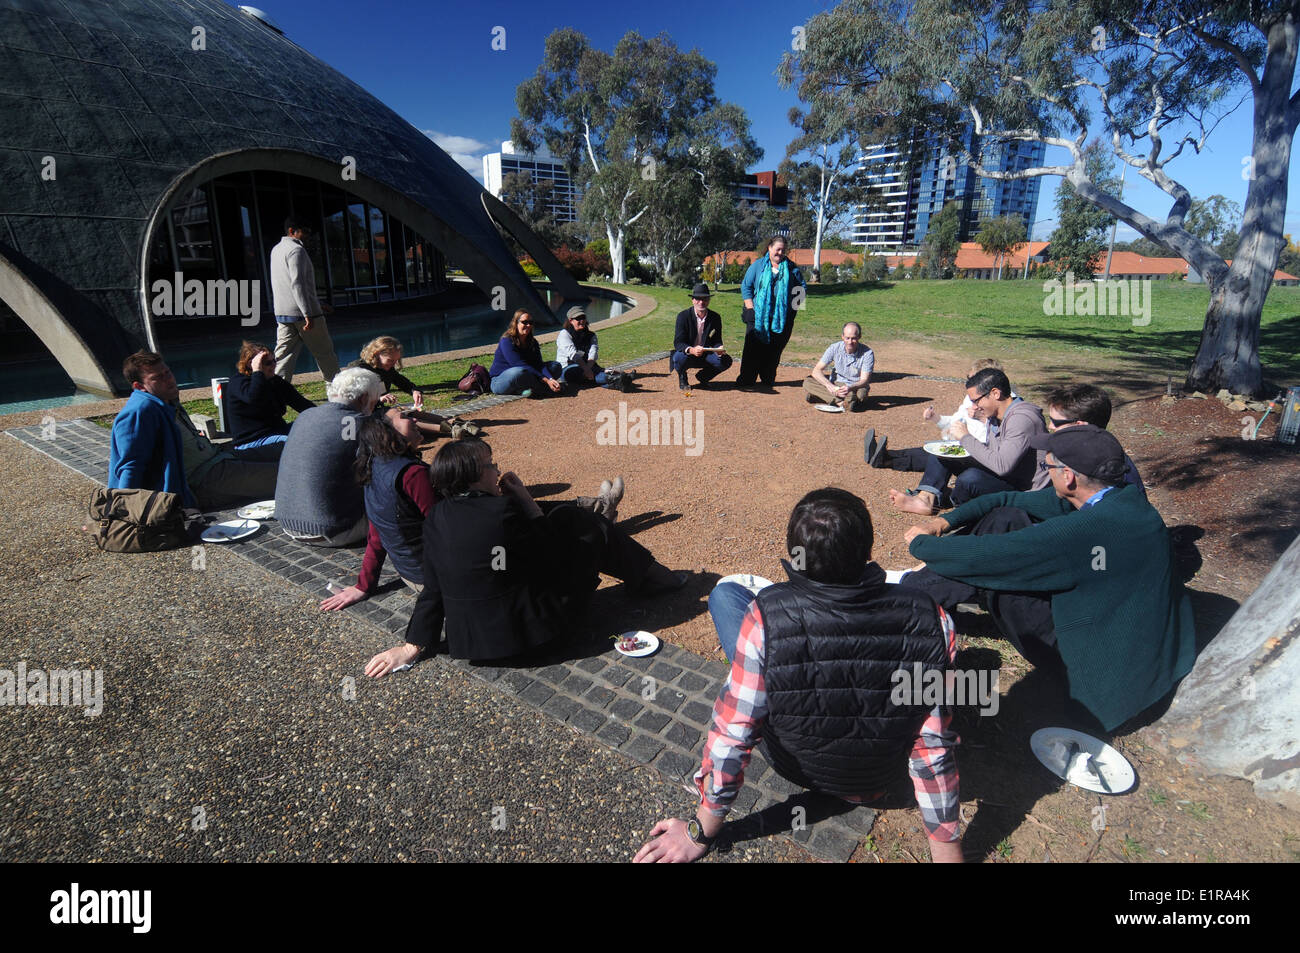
[224,340,315,449]
[321,412,434,612]
[365,439,684,675]
[489,310,564,397]
[350,335,480,439]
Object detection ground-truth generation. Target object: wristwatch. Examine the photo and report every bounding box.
[686,818,716,851]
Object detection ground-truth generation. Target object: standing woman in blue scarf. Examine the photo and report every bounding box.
[737,236,806,387]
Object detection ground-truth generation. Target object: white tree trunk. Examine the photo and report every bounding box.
[1149,533,1300,811]
[607,226,626,285]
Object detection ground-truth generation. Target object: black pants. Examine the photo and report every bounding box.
[540,502,655,611]
[736,324,793,385]
[899,506,1062,671]
[882,446,932,471]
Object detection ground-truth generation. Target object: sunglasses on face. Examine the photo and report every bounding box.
[1049,416,1077,428]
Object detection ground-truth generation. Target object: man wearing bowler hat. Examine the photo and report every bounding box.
[671,284,733,392]
[898,424,1197,732]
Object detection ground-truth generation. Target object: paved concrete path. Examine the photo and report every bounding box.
[0,371,877,862]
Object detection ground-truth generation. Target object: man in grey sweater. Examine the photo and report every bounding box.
[272,217,339,384]
[891,367,1048,514]
[275,367,384,546]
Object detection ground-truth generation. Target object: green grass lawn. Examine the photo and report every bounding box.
[166,278,1300,422]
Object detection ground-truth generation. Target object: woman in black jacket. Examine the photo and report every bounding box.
[364,440,685,675]
[224,340,314,448]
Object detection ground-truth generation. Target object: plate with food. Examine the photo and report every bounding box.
[201,518,260,543]
[814,403,845,413]
[237,500,276,520]
[1030,727,1135,794]
[718,573,775,595]
[612,631,660,658]
[924,440,969,458]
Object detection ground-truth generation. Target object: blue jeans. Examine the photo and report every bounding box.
[671,350,733,382]
[561,363,608,387]
[491,363,562,395]
[917,455,1015,506]
[708,581,758,665]
[234,433,288,450]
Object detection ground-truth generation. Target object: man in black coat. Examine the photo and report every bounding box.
[671,284,733,391]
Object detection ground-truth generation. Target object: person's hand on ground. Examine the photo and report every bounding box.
[412,390,424,410]
[947,419,969,440]
[365,642,420,678]
[545,377,563,393]
[922,405,936,422]
[904,516,949,544]
[633,819,709,863]
[321,584,367,611]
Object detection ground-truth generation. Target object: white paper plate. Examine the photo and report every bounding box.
[814,403,844,413]
[1030,727,1135,794]
[201,518,260,543]
[718,573,775,595]
[237,500,276,520]
[924,440,969,458]
[614,631,660,658]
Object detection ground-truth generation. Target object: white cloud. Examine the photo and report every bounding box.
[423,130,492,181]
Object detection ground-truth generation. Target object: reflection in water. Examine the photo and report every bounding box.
[0,293,628,413]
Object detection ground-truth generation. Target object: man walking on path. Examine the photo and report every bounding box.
[272,217,339,384]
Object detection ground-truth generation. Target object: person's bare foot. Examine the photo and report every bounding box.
[365,642,421,678]
[889,488,937,515]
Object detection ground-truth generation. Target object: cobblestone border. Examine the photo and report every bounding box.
[7,400,876,862]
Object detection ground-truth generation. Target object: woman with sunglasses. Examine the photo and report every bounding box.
[489,309,564,397]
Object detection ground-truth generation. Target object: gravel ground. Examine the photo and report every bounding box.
[0,442,809,863]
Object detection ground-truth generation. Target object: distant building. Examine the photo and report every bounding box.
[734,171,788,210]
[852,129,1045,252]
[483,141,580,224]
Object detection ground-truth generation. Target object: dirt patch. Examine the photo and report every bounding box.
[452,348,1300,863]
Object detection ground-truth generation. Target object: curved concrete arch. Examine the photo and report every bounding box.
[479,191,589,310]
[137,148,561,350]
[0,243,128,397]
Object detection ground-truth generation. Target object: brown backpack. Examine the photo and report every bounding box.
[87,487,195,553]
[457,363,491,395]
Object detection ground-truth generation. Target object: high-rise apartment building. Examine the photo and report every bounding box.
[852,129,1045,251]
[482,141,580,223]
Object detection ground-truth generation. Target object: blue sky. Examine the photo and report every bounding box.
[235,0,1299,243]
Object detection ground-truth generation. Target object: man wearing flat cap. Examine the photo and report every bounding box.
[898,425,1197,732]
[671,284,733,392]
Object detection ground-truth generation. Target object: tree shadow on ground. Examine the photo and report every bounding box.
[805,281,897,298]
[618,509,682,534]
[866,394,932,410]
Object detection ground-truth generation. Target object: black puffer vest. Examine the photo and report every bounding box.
[363,455,427,583]
[757,561,949,797]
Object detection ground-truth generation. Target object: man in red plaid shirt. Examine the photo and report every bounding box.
[635,488,963,863]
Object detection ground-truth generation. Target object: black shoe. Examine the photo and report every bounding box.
[868,434,889,468]
[678,371,690,391]
[635,565,690,596]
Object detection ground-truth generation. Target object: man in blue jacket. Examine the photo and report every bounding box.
[109,351,282,511]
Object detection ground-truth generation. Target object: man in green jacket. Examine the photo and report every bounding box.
[900,425,1196,731]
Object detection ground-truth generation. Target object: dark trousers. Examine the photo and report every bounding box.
[670,350,733,383]
[899,506,1061,671]
[883,446,932,471]
[917,454,1017,507]
[736,325,793,385]
[540,502,655,611]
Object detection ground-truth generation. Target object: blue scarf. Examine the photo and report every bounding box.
[753,259,791,340]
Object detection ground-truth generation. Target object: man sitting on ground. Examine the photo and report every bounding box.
[109,351,283,512]
[1044,383,1145,497]
[890,366,1047,515]
[671,284,733,392]
[867,357,1004,469]
[900,425,1196,732]
[275,367,383,547]
[634,488,962,863]
[803,322,873,411]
